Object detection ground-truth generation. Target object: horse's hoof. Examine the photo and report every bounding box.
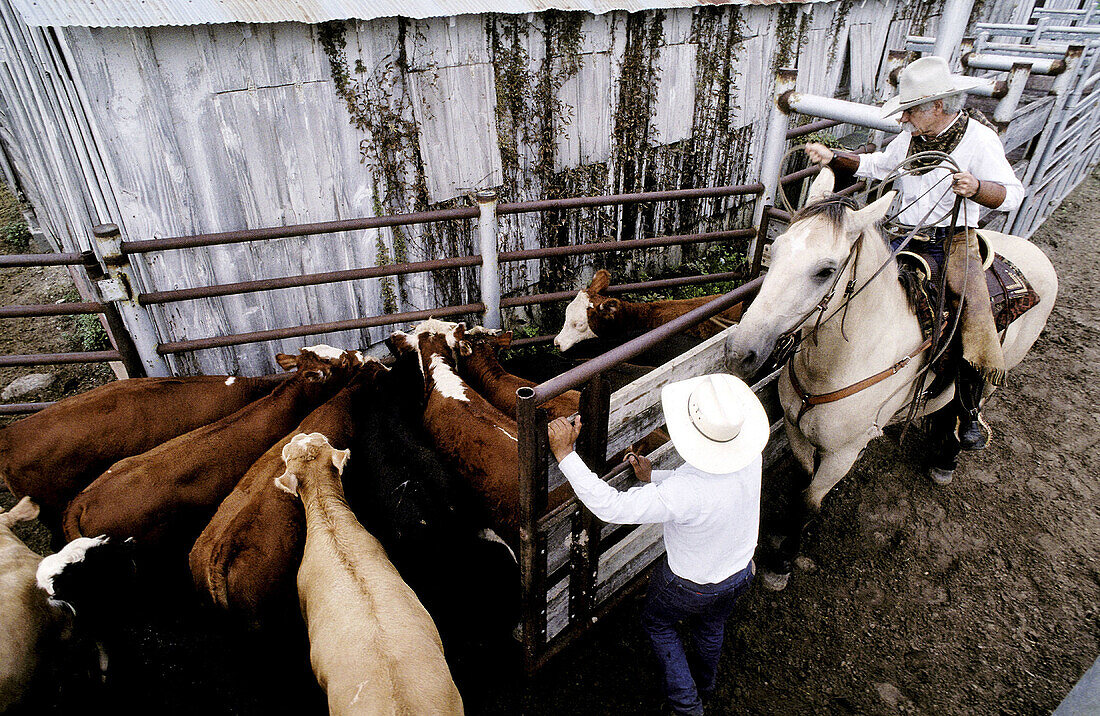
[761,570,791,591]
[929,466,955,486]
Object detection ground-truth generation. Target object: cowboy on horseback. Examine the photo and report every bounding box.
[805,56,1025,451]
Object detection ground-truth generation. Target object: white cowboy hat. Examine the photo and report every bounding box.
[881,56,985,118]
[661,374,769,474]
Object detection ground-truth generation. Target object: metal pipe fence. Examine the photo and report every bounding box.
[0,248,145,414]
[111,183,766,362]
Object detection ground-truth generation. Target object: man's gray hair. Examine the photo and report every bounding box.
[915,93,967,115]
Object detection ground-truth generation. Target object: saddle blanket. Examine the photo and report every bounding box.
[899,245,1041,336]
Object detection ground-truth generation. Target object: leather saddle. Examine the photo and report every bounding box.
[898,231,1041,336]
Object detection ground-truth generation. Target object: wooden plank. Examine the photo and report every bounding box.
[408,62,502,203]
[407,15,490,71]
[554,52,612,170]
[605,323,739,460]
[652,43,697,146]
[1002,94,1055,153]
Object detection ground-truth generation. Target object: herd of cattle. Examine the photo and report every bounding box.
[0,270,739,714]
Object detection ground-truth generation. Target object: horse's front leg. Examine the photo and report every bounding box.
[762,434,867,592]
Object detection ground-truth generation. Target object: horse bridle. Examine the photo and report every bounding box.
[776,152,970,429]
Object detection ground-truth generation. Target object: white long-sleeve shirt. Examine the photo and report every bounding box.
[558,452,761,584]
[856,114,1024,227]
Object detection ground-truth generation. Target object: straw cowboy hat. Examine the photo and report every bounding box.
[881,56,985,118]
[661,374,768,474]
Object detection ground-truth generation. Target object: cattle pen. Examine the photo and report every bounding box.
[0,0,1099,707]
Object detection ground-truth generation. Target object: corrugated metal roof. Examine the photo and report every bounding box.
[10,0,820,29]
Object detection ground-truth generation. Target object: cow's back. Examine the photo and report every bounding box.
[298,519,462,716]
[62,375,344,552]
[190,375,371,621]
[0,375,280,515]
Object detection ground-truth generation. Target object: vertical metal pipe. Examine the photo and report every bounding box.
[750,68,797,260]
[516,386,549,673]
[80,250,146,378]
[92,224,170,376]
[933,0,977,64]
[751,207,774,278]
[570,374,611,626]
[1029,17,1050,46]
[993,63,1033,126]
[476,190,502,330]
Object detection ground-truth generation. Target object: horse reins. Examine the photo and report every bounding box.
[779,151,971,429]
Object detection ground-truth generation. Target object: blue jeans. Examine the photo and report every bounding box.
[641,557,754,715]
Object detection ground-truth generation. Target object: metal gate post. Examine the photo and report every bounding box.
[476,190,502,330]
[993,63,1033,128]
[516,386,550,674]
[569,373,611,627]
[750,68,797,261]
[91,224,170,377]
[79,250,146,378]
[932,0,976,65]
[1010,45,1088,235]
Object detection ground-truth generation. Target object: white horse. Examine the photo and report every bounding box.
[727,168,1057,589]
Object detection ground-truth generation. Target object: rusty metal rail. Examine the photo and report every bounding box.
[156,303,485,355]
[121,184,764,255]
[0,302,106,318]
[0,350,121,367]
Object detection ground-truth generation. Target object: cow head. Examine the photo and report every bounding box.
[274,344,361,382]
[554,270,625,352]
[275,432,350,498]
[459,326,513,358]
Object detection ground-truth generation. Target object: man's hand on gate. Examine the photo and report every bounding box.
[626,452,653,483]
[548,416,582,463]
[952,171,980,198]
[805,143,834,165]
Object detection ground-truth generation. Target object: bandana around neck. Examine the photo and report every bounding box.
[907,112,969,174]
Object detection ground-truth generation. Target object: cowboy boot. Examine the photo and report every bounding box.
[956,361,990,450]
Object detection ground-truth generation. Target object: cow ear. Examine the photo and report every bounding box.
[598,298,622,316]
[331,449,351,475]
[275,353,298,371]
[454,323,466,342]
[274,471,299,496]
[588,270,610,295]
[458,340,473,357]
[497,331,513,348]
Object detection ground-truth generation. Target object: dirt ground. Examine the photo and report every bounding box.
[1,169,1098,715]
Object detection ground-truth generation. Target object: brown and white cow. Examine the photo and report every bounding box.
[0,374,284,519]
[276,432,463,716]
[457,326,581,421]
[457,326,669,464]
[61,346,363,559]
[553,269,743,352]
[390,320,568,550]
[189,360,386,623]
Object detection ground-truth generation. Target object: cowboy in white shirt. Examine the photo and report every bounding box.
[548,374,768,716]
[805,56,1023,451]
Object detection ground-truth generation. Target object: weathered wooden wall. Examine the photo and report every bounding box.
[0,0,1031,375]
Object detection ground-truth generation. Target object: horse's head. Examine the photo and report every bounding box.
[728,169,896,377]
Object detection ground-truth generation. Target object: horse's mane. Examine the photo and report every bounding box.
[791,193,859,229]
[795,193,924,314]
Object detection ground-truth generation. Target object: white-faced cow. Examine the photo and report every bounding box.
[62,346,364,563]
[189,359,386,624]
[553,269,743,352]
[0,374,283,523]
